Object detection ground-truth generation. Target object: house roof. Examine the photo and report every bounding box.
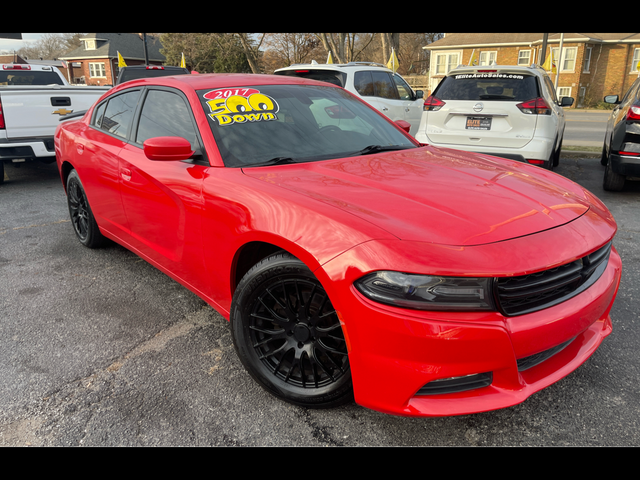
[424,33,640,50]
[60,33,165,62]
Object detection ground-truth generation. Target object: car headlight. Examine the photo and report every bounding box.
[354,271,496,311]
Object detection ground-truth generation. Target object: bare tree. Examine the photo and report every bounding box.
[235,33,265,73]
[17,33,86,60]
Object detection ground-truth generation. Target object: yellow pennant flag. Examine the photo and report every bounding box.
[117,52,127,68]
[387,48,399,73]
[541,47,553,72]
[180,52,186,68]
[327,51,333,64]
[469,49,477,66]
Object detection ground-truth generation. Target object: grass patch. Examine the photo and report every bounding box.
[561,145,601,153]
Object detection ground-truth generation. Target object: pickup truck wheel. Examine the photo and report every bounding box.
[66,170,107,248]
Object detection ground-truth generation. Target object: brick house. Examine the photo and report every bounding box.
[59,33,165,86]
[423,33,640,108]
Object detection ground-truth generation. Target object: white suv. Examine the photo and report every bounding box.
[274,62,424,136]
[415,65,574,169]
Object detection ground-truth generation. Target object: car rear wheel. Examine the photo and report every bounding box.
[66,169,107,248]
[230,252,353,408]
[603,157,625,191]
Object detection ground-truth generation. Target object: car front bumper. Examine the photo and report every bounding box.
[343,250,618,417]
[318,218,621,417]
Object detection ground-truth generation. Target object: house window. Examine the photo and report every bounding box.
[583,47,592,73]
[552,47,578,72]
[89,62,106,78]
[85,40,96,50]
[479,51,497,66]
[518,50,532,66]
[558,86,572,101]
[632,48,640,73]
[434,52,460,75]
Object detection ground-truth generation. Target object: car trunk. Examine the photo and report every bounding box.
[424,70,540,149]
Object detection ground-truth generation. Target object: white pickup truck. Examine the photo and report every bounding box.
[0,63,109,183]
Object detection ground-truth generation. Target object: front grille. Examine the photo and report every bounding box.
[496,242,611,316]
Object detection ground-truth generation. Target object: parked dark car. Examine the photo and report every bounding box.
[116,65,191,85]
[601,75,640,191]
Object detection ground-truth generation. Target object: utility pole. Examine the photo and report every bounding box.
[554,33,564,91]
[142,33,149,65]
[540,33,548,64]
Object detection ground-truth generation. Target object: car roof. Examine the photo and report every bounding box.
[276,62,393,73]
[109,73,342,93]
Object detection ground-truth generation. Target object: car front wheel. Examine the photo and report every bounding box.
[230,252,353,408]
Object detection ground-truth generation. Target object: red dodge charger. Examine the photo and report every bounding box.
[54,73,621,417]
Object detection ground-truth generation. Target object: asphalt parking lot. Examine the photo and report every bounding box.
[1,151,639,447]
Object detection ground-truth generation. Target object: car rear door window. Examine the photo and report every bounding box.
[100,90,141,138]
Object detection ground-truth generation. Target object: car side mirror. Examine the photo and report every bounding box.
[604,95,620,105]
[415,90,424,99]
[395,119,411,133]
[560,97,574,107]
[143,136,194,161]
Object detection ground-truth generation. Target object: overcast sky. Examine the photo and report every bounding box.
[0,33,45,53]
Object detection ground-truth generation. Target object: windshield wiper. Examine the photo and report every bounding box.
[248,157,297,167]
[356,145,415,156]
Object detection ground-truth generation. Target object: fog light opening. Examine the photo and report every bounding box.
[416,372,493,396]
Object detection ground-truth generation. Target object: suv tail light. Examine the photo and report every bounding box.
[627,103,640,122]
[423,95,446,111]
[516,97,551,115]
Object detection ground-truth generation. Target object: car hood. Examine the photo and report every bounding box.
[242,146,590,246]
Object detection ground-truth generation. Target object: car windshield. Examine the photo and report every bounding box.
[434,72,540,101]
[198,84,417,167]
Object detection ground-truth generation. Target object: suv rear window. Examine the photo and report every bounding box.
[274,69,346,87]
[434,73,540,101]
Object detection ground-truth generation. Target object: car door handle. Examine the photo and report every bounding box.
[76,143,84,155]
[381,107,389,111]
[121,168,132,181]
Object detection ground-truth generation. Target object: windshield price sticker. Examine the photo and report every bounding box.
[203,88,280,126]
[466,116,492,130]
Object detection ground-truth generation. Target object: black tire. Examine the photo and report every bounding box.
[553,136,562,167]
[230,252,353,408]
[603,157,625,192]
[66,169,107,248]
[600,144,609,166]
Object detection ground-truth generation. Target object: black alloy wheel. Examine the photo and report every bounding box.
[66,170,106,248]
[230,252,353,408]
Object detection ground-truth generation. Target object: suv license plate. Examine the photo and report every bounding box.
[466,117,492,130]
